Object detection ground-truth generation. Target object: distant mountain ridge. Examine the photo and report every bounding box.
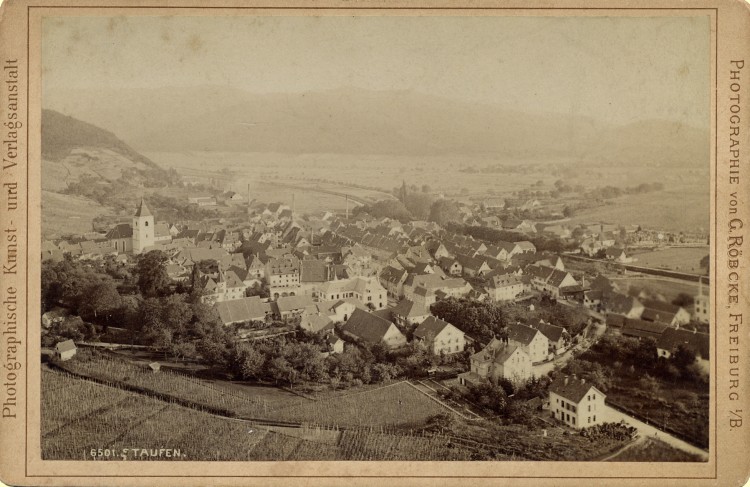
[44,86,709,167]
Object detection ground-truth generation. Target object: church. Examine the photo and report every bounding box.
[105,198,156,254]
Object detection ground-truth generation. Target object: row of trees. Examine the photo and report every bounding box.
[575,334,708,387]
[221,334,439,389]
[41,252,229,359]
[354,195,465,227]
[446,223,577,253]
[430,298,507,344]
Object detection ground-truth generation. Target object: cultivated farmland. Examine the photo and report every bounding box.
[266,381,451,428]
[41,368,474,461]
[628,246,709,274]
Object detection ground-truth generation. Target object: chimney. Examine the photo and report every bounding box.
[564,375,569,385]
[581,378,585,384]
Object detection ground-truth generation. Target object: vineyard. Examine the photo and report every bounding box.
[55,352,295,418]
[54,352,452,429]
[41,368,481,461]
[267,381,450,428]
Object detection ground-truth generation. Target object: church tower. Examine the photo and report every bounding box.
[132,197,155,254]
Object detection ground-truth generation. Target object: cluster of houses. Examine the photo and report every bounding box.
[42,194,711,432]
[583,275,710,372]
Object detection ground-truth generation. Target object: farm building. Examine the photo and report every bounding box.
[148,362,161,373]
[548,375,606,429]
[341,308,406,349]
[54,340,77,361]
[656,328,710,372]
[640,299,691,327]
[390,299,431,327]
[215,296,273,326]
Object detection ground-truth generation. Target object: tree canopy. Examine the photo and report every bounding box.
[136,250,172,297]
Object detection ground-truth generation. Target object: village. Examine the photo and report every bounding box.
[40,181,710,462]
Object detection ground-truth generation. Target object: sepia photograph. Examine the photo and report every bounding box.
[34,13,716,464]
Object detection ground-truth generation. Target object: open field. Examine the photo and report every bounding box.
[567,190,709,233]
[610,277,702,303]
[146,151,708,231]
[629,247,709,274]
[606,437,705,462]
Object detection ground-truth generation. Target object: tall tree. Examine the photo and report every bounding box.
[81,280,122,322]
[429,199,463,226]
[136,250,171,297]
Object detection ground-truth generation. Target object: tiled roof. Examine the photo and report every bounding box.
[341,308,400,345]
[105,223,133,240]
[657,328,710,359]
[300,313,334,333]
[470,338,521,365]
[391,299,428,318]
[413,316,457,340]
[216,296,270,324]
[534,322,566,342]
[549,376,603,404]
[55,339,76,353]
[276,295,316,313]
[507,322,542,346]
[300,259,328,283]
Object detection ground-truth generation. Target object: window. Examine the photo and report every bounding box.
[593,415,596,422]
[145,221,149,227]
[588,417,591,424]
[588,405,591,412]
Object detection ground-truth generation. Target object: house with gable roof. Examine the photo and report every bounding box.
[215,296,273,326]
[640,299,691,327]
[507,322,549,364]
[487,274,526,302]
[379,265,408,298]
[459,337,531,386]
[656,328,710,372]
[390,299,431,327]
[548,375,606,429]
[341,308,407,349]
[413,316,465,356]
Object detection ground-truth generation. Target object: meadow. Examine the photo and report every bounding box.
[145,151,709,232]
[628,247,710,274]
[610,277,702,303]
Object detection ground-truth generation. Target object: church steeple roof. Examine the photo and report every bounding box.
[134,197,153,218]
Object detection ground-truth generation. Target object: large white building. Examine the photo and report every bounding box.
[548,375,606,429]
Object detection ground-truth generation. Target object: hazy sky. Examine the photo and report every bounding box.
[42,14,710,127]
